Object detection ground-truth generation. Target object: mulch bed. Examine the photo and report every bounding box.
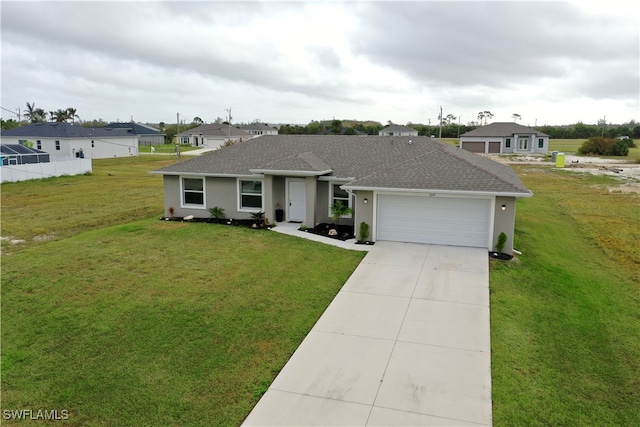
[303,223,355,241]
[489,251,513,261]
[161,217,270,228]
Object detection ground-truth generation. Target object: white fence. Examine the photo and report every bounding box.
[0,159,92,183]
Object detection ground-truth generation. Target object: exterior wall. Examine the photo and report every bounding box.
[379,130,418,136]
[272,176,286,221]
[1,158,92,183]
[354,190,374,241]
[139,134,165,145]
[492,196,517,254]
[315,180,331,224]
[304,176,317,227]
[460,135,548,154]
[1,136,138,159]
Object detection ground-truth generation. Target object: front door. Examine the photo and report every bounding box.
[287,179,306,222]
[518,138,529,150]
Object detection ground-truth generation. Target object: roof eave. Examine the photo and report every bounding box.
[342,185,533,198]
[249,168,333,176]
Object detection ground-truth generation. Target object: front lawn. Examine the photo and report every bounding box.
[490,166,640,425]
[1,221,365,426]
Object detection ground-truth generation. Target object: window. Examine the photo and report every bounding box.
[505,138,511,148]
[55,141,60,151]
[538,138,544,148]
[181,136,189,144]
[518,138,529,150]
[329,183,352,217]
[182,177,205,207]
[37,140,41,150]
[91,140,95,148]
[238,180,262,210]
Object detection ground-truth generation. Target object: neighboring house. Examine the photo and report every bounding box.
[152,135,532,253]
[379,124,418,136]
[104,122,165,145]
[238,123,278,137]
[460,122,549,154]
[0,122,139,159]
[177,124,251,148]
[1,143,92,183]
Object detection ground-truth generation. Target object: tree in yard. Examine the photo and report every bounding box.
[477,110,494,125]
[192,116,204,125]
[444,114,457,125]
[25,102,47,123]
[67,107,79,123]
[53,109,70,122]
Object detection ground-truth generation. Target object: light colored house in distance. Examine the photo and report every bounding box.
[0,122,139,159]
[460,122,549,154]
[104,121,165,145]
[152,135,532,254]
[177,124,251,148]
[239,123,278,137]
[379,124,419,136]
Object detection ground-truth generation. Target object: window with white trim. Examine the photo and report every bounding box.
[238,179,263,211]
[55,141,60,151]
[505,138,511,148]
[329,183,352,217]
[182,177,205,207]
[37,140,42,150]
[538,138,544,148]
[91,140,95,148]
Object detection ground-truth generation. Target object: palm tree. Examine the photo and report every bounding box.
[25,102,47,123]
[67,107,79,123]
[192,116,204,125]
[53,109,70,122]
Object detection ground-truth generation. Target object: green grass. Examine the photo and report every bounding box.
[139,144,197,154]
[3,155,639,425]
[490,166,640,425]
[549,139,640,160]
[1,221,365,426]
[0,156,182,252]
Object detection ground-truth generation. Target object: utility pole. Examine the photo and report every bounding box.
[438,106,443,138]
[602,115,606,137]
[225,108,232,138]
[457,116,461,138]
[177,112,180,144]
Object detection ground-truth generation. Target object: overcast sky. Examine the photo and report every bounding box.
[1,0,638,127]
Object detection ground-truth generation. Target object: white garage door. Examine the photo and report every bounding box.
[377,195,491,247]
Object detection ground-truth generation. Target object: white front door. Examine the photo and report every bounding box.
[287,179,306,222]
[518,138,529,150]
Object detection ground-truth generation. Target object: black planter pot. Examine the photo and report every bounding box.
[275,209,284,222]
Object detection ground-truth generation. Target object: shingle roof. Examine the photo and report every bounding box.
[154,135,530,196]
[178,124,250,137]
[239,123,276,131]
[460,122,549,138]
[104,122,164,135]
[0,122,132,138]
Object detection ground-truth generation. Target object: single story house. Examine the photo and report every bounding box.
[152,135,532,253]
[104,121,165,145]
[0,122,139,159]
[379,124,418,137]
[459,122,549,154]
[238,123,279,137]
[177,124,251,148]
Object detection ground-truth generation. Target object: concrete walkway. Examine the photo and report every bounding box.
[270,221,373,252]
[243,241,492,426]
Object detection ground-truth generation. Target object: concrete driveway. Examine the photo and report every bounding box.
[243,241,492,426]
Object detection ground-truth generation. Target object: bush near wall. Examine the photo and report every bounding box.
[577,137,631,156]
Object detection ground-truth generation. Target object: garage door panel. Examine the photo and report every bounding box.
[377,195,490,248]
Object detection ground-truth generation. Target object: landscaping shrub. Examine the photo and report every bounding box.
[578,137,629,156]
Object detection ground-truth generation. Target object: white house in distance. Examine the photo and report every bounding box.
[460,122,549,154]
[177,124,252,148]
[379,124,419,136]
[238,123,279,137]
[0,122,139,159]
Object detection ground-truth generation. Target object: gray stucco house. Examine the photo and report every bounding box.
[104,122,165,146]
[460,122,549,154]
[152,135,532,253]
[379,124,418,137]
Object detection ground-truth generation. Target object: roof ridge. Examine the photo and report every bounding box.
[351,144,440,183]
[437,143,525,192]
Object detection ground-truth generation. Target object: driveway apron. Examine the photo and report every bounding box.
[243,241,492,426]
